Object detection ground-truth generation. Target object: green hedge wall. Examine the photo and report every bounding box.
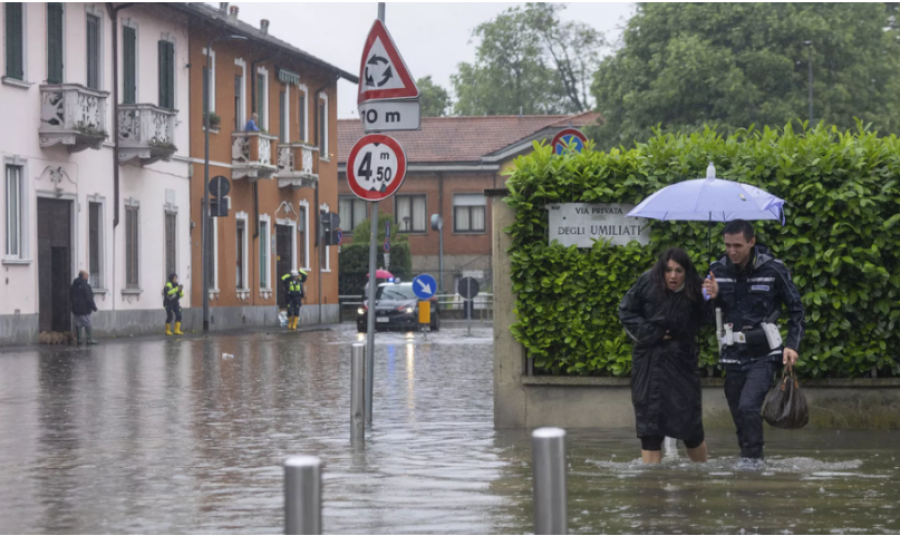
[504,123,900,379]
[338,242,412,296]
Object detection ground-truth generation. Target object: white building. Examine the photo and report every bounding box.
[1,2,191,344]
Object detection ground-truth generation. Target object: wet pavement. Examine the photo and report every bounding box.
[0,325,898,534]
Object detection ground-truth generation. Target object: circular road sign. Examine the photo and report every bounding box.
[347,134,407,201]
[209,175,231,197]
[551,128,588,155]
[413,274,437,300]
[457,277,480,300]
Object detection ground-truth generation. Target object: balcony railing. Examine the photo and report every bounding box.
[232,131,278,180]
[118,103,177,165]
[277,142,320,189]
[39,83,110,152]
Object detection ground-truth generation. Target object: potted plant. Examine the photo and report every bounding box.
[206,112,221,130]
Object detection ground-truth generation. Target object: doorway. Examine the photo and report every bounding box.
[38,198,73,332]
[275,223,293,309]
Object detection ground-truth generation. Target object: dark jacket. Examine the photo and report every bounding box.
[619,271,712,441]
[709,245,805,365]
[70,277,97,315]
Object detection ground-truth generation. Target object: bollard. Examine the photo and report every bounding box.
[284,456,322,535]
[532,427,567,535]
[350,343,366,445]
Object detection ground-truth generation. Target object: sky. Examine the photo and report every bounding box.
[227,1,636,118]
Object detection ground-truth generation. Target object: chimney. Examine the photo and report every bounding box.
[260,19,270,35]
[229,5,239,23]
[219,2,228,13]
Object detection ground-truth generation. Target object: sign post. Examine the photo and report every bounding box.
[457,276,481,336]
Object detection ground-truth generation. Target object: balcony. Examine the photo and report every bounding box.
[39,84,110,153]
[276,142,320,189]
[232,132,278,180]
[118,103,177,165]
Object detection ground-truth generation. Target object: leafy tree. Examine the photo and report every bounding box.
[452,3,606,116]
[590,3,900,149]
[416,76,451,117]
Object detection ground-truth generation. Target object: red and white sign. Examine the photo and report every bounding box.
[358,19,419,105]
[551,128,588,155]
[347,134,408,201]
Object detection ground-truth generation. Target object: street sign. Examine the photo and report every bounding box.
[383,253,390,269]
[336,228,343,245]
[359,100,421,132]
[358,19,419,104]
[413,274,437,300]
[551,128,588,155]
[347,134,408,201]
[457,276,480,300]
[209,175,230,197]
[383,238,390,253]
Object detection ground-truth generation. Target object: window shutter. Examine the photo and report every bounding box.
[166,41,175,109]
[86,14,100,89]
[158,40,166,108]
[6,3,24,80]
[47,4,64,84]
[123,26,136,104]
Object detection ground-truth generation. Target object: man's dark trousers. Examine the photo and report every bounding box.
[724,358,777,459]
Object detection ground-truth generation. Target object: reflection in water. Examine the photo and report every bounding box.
[0,326,897,534]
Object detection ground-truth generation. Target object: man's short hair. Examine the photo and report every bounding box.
[723,219,755,242]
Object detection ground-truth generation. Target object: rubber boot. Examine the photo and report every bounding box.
[174,322,184,335]
[166,323,173,336]
[292,316,300,330]
[76,327,85,345]
[85,326,99,345]
[290,316,297,330]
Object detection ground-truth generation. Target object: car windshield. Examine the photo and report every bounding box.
[376,284,417,301]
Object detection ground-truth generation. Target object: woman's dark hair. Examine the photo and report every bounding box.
[649,248,702,301]
[168,273,178,283]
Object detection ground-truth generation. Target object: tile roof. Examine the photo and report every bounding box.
[338,111,603,164]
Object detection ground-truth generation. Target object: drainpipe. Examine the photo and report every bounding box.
[312,78,336,324]
[438,171,444,293]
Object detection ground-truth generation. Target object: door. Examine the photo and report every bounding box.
[38,198,72,332]
[275,224,293,309]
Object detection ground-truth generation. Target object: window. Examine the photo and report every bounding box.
[5,3,24,80]
[123,25,136,103]
[236,218,247,289]
[256,72,266,130]
[47,4,64,84]
[125,206,139,288]
[338,196,368,234]
[453,194,486,233]
[318,94,328,157]
[205,217,218,290]
[158,40,175,110]
[259,218,270,289]
[319,211,329,271]
[234,74,243,130]
[5,165,22,258]
[165,212,176,279]
[297,206,307,269]
[279,90,286,142]
[395,195,426,233]
[86,13,101,89]
[88,202,101,286]
[297,88,307,142]
[203,48,215,113]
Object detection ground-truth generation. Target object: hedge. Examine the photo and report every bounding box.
[338,212,412,296]
[504,122,900,379]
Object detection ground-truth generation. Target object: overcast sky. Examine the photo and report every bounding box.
[228,2,636,118]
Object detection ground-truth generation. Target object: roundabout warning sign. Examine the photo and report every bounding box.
[346,134,408,201]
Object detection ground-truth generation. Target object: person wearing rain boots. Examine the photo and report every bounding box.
[281,269,305,331]
[70,270,99,345]
[164,273,185,336]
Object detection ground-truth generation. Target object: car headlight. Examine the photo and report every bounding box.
[406,307,414,314]
[358,308,365,315]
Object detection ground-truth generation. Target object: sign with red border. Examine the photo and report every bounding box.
[358,20,419,104]
[347,134,408,201]
[551,128,588,155]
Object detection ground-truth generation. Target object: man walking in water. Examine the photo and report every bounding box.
[703,220,805,465]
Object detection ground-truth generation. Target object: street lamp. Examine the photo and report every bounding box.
[803,40,813,126]
[403,216,410,232]
[202,34,248,332]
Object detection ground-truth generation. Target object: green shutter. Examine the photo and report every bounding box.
[158,40,166,108]
[123,26,136,103]
[159,40,174,109]
[47,4,63,84]
[6,3,24,80]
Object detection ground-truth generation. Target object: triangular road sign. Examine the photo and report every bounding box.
[358,19,419,104]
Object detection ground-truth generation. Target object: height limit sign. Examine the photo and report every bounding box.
[347,134,408,201]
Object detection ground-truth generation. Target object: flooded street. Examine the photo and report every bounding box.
[0,325,898,534]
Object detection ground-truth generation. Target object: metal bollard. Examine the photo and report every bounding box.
[532,427,567,535]
[284,456,322,535]
[350,343,366,445]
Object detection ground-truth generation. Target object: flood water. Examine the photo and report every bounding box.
[0,325,897,534]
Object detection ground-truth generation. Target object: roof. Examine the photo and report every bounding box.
[169,3,358,83]
[337,111,603,165]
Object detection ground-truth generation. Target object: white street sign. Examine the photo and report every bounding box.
[359,100,421,132]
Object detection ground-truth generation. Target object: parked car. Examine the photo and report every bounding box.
[357,281,440,332]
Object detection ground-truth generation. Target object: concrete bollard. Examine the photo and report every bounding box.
[532,427,567,535]
[284,456,322,535]
[351,343,366,445]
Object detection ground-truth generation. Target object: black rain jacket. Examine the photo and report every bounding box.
[70,277,97,316]
[619,271,712,441]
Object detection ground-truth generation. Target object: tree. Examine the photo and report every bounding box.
[451,3,606,116]
[590,3,900,149]
[416,76,451,117]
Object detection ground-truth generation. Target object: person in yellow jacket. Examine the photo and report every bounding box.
[281,269,307,330]
[164,273,185,335]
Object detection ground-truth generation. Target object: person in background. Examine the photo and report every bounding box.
[281,269,306,331]
[70,270,99,345]
[164,273,185,336]
[245,112,261,132]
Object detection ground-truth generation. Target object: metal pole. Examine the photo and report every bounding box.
[532,427,567,536]
[351,342,366,445]
[365,202,378,424]
[378,2,385,22]
[284,456,322,535]
[202,44,212,333]
[438,222,444,295]
[466,279,472,336]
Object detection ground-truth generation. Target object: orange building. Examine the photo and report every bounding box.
[175,3,357,328]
